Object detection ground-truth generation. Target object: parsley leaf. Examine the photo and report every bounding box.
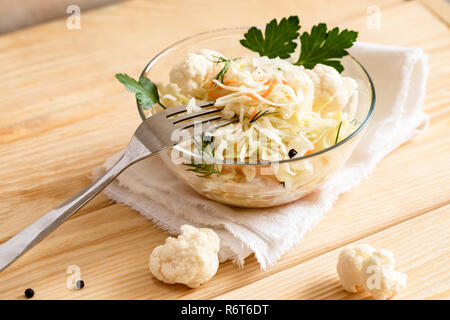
[240,16,300,59]
[295,23,358,73]
[115,73,166,110]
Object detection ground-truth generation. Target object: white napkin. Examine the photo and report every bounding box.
[93,42,429,270]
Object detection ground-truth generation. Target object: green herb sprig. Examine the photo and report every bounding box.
[240,16,300,59]
[184,134,221,178]
[240,16,358,73]
[115,73,166,110]
[212,56,239,84]
[184,162,221,178]
[335,121,343,144]
[249,110,277,123]
[295,23,358,73]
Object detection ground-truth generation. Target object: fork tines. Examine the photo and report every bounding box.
[163,101,231,133]
[164,101,216,118]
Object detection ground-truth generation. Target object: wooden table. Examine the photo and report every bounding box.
[0,0,449,300]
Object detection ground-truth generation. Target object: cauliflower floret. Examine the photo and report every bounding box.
[360,249,407,300]
[185,97,202,114]
[337,244,376,292]
[307,64,357,113]
[169,49,223,97]
[159,82,186,108]
[149,224,220,288]
[337,244,407,299]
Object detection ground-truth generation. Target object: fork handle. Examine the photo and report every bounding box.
[0,141,151,272]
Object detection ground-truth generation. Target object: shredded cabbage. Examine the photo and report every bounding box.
[159,49,359,184]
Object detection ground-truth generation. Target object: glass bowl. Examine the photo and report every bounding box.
[137,28,375,208]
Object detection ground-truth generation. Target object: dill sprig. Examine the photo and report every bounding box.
[212,56,239,84]
[249,110,277,123]
[335,121,343,144]
[184,134,221,178]
[184,162,221,178]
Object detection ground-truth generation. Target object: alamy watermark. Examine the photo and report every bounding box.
[66,265,82,289]
[66,5,81,30]
[169,122,289,174]
[366,5,381,30]
[364,264,382,290]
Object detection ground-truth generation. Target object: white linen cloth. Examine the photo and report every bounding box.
[93,42,429,270]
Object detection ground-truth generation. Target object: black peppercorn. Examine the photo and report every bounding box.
[24,288,34,298]
[75,280,85,289]
[288,149,297,158]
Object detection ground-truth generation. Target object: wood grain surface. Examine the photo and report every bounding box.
[0,0,449,299]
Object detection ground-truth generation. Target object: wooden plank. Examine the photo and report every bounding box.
[0,110,447,299]
[419,0,450,25]
[0,0,449,299]
[1,0,447,245]
[181,109,450,299]
[214,205,450,300]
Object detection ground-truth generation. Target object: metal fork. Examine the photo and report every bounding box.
[0,102,231,272]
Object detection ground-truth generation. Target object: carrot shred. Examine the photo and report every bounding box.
[223,79,239,85]
[208,92,222,99]
[260,79,277,98]
[281,79,297,92]
[245,79,278,100]
[304,148,314,156]
[321,156,329,164]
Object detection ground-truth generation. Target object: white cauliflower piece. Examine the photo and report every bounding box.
[307,64,357,113]
[337,244,376,292]
[186,97,201,114]
[360,249,407,300]
[159,82,186,108]
[169,49,223,97]
[149,224,220,288]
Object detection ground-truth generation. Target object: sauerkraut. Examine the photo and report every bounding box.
[157,49,359,187]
